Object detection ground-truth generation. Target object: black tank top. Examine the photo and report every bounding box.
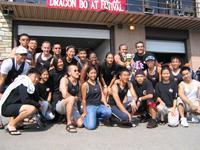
[36,53,52,70]
[5,58,25,86]
[170,71,182,84]
[67,78,79,96]
[146,68,159,88]
[86,81,101,106]
[108,83,129,106]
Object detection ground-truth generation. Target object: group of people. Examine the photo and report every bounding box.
[0,33,200,135]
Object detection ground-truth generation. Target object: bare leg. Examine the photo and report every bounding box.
[149,107,157,120]
[8,105,37,128]
[178,104,185,118]
[63,96,75,125]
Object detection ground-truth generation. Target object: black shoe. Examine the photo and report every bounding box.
[35,113,46,129]
[147,119,158,128]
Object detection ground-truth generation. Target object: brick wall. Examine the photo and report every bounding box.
[0,11,12,60]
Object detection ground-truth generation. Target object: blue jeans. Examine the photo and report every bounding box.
[84,104,112,130]
[111,102,131,123]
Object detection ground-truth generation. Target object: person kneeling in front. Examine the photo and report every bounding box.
[108,68,138,127]
[0,68,41,135]
[81,67,112,130]
[132,70,158,128]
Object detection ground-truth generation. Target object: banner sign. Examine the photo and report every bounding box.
[46,0,126,13]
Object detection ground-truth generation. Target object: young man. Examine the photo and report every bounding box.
[132,69,158,128]
[75,48,88,71]
[10,33,30,58]
[170,56,182,84]
[56,65,83,133]
[26,38,38,66]
[177,66,200,127]
[114,44,130,69]
[144,55,161,88]
[0,68,41,135]
[35,41,53,70]
[0,46,30,94]
[108,68,137,126]
[133,41,153,70]
[52,43,61,59]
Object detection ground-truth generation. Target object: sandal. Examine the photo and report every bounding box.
[23,118,35,125]
[6,126,21,135]
[66,124,77,133]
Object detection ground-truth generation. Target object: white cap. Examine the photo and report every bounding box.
[15,46,28,54]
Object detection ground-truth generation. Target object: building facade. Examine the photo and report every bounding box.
[0,0,200,70]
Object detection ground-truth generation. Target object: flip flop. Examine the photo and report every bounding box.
[66,124,77,133]
[23,118,35,125]
[6,127,21,135]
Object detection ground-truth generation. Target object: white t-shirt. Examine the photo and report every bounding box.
[0,58,29,75]
[181,79,200,101]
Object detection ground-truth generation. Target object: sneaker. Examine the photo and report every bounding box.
[180,117,189,127]
[190,114,199,123]
[147,119,158,128]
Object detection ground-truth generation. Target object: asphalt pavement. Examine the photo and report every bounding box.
[0,119,199,150]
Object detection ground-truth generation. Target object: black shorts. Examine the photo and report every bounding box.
[2,103,23,117]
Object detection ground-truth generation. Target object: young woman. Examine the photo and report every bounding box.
[155,66,179,127]
[49,58,65,112]
[36,68,54,121]
[144,55,161,88]
[80,52,107,95]
[63,45,77,72]
[100,52,119,97]
[81,67,112,130]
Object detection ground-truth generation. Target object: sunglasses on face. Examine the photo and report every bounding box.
[20,53,27,56]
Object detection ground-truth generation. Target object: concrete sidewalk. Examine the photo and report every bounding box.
[0,122,199,150]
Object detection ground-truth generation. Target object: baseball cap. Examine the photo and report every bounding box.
[145,55,156,62]
[15,46,28,55]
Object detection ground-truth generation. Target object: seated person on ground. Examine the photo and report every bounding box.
[56,65,83,133]
[177,66,200,127]
[132,69,158,128]
[36,68,55,121]
[0,68,41,135]
[155,66,179,127]
[108,68,138,126]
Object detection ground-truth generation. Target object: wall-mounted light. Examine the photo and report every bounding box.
[2,7,14,17]
[129,25,135,31]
